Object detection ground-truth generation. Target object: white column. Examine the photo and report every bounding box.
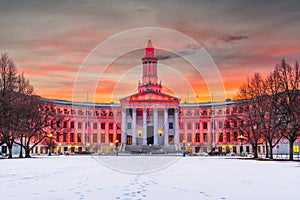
[153,108,158,145]
[132,108,137,145]
[164,108,169,145]
[174,108,179,145]
[121,108,127,145]
[142,108,147,145]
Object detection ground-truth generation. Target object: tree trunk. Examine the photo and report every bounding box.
[252,144,258,159]
[268,141,273,160]
[25,146,31,158]
[19,137,23,158]
[265,142,269,158]
[8,146,13,159]
[289,140,294,161]
[19,145,23,158]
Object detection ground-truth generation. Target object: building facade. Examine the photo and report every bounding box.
[3,39,276,156]
[30,38,260,155]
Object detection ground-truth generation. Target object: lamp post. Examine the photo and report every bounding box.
[115,140,119,156]
[48,133,53,156]
[238,134,245,156]
[149,144,152,154]
[183,140,186,157]
[86,143,90,153]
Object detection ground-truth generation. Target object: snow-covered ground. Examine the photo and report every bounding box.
[1,156,300,200]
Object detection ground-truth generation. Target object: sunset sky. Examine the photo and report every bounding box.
[0,0,299,103]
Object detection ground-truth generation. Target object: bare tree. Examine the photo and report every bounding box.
[276,59,300,160]
[235,73,266,159]
[14,97,60,158]
[0,53,18,158]
[263,67,285,159]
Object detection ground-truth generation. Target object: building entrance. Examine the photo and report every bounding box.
[147,126,154,145]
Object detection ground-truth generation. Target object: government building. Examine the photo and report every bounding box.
[30,38,260,156]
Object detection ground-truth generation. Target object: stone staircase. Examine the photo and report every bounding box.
[124,145,178,154]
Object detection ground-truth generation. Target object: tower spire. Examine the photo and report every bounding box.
[138,38,162,93]
[147,36,152,47]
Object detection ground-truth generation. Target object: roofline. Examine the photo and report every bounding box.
[43,98,121,108]
[44,98,239,108]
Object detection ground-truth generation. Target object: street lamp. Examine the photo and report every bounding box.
[86,143,90,153]
[115,140,119,156]
[149,144,152,154]
[48,133,53,156]
[238,134,245,156]
[183,140,186,157]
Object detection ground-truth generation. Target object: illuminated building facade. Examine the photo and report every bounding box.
[36,39,261,155]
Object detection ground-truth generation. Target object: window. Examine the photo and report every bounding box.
[101,123,106,129]
[127,122,131,129]
[226,132,231,142]
[78,110,84,115]
[169,122,173,129]
[179,134,184,142]
[56,121,61,128]
[234,132,238,141]
[117,124,121,130]
[109,123,113,130]
[63,133,67,142]
[187,123,192,130]
[78,122,82,129]
[117,134,121,143]
[195,123,200,129]
[225,109,230,114]
[70,133,74,142]
[85,134,89,143]
[56,133,60,142]
[64,109,69,115]
[93,133,97,143]
[219,122,223,129]
[187,133,192,143]
[233,146,237,153]
[203,133,208,142]
[186,111,192,116]
[219,132,223,142]
[179,123,183,129]
[195,133,200,142]
[101,134,106,143]
[70,122,74,129]
[168,109,174,115]
[77,133,82,142]
[203,122,208,130]
[109,134,113,143]
[127,135,132,145]
[225,122,230,128]
[93,123,97,130]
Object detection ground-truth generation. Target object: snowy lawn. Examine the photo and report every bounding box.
[1,156,300,200]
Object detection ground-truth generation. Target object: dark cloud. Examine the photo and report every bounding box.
[222,35,249,43]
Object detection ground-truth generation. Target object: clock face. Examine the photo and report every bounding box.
[147,48,154,55]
